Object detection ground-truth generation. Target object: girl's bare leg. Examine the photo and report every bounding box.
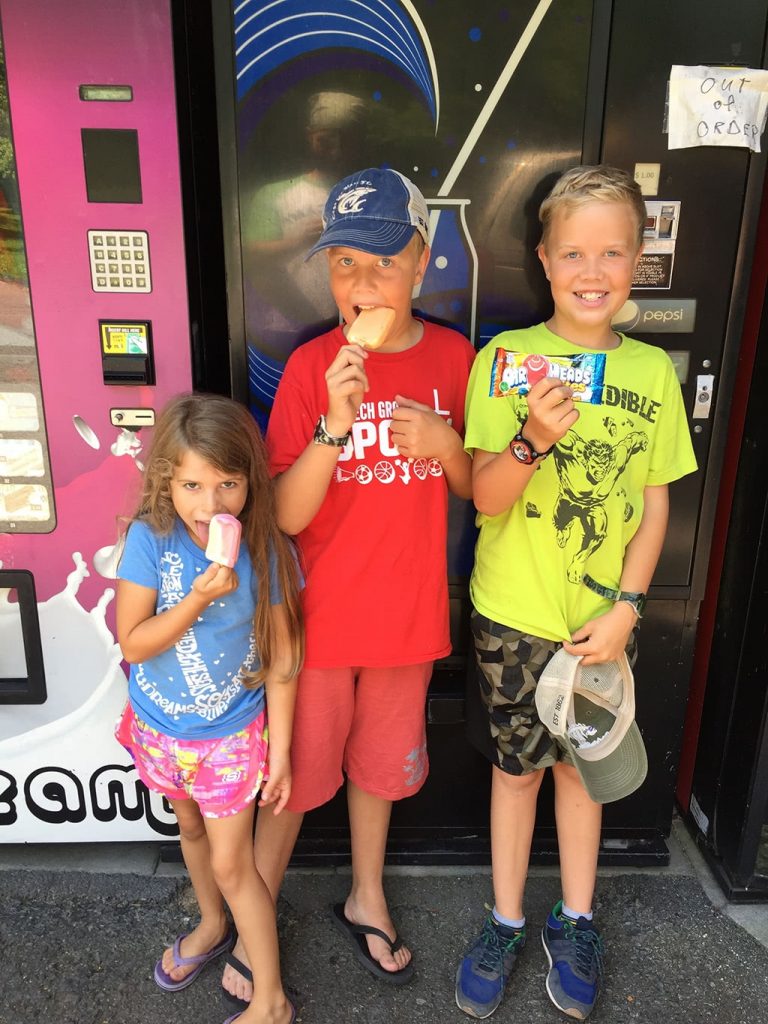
[207,804,293,1023]
[221,806,304,1004]
[159,798,230,983]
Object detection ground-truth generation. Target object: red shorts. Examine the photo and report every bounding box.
[286,662,433,813]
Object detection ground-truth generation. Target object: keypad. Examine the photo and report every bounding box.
[88,229,152,292]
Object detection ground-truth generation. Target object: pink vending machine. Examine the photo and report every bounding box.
[0,0,191,840]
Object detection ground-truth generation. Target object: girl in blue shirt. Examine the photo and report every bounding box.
[116,392,302,1024]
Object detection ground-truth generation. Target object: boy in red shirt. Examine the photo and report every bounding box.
[222,167,475,1003]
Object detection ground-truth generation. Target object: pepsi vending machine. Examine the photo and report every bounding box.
[205,0,768,862]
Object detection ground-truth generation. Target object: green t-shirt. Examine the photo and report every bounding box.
[464,322,697,641]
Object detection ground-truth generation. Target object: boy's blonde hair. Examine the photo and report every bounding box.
[133,392,304,685]
[410,231,427,258]
[539,165,645,251]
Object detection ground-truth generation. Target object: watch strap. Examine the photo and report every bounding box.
[313,414,350,447]
[583,573,646,616]
[509,417,554,464]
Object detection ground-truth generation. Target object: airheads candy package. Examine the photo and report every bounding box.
[489,349,606,404]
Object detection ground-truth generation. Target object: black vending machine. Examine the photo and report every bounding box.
[173,0,768,863]
[680,232,768,901]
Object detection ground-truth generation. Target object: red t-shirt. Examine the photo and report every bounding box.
[267,321,475,668]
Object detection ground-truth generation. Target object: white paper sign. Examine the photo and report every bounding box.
[668,65,768,152]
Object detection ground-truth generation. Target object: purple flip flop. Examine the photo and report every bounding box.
[224,1000,295,1024]
[154,926,234,992]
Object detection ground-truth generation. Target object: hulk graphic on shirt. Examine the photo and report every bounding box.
[551,428,648,583]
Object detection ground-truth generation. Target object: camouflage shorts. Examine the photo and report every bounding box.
[468,610,637,776]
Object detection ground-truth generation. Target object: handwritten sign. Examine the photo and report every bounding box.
[668,65,768,152]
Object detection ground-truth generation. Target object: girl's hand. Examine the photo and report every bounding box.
[390,394,463,462]
[325,343,369,437]
[562,602,637,666]
[258,751,292,815]
[191,562,239,602]
[524,376,579,453]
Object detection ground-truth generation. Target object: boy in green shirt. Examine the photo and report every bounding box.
[455,165,697,1020]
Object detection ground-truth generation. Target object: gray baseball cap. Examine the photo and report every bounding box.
[535,648,647,804]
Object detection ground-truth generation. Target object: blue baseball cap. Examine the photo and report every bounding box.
[305,167,430,259]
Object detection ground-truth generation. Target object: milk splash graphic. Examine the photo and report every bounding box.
[0,553,177,840]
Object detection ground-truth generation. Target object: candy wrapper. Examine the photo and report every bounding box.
[489,349,606,404]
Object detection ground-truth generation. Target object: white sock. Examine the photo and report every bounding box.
[492,907,526,930]
[561,902,593,922]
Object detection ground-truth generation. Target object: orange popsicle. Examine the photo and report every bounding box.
[348,307,396,349]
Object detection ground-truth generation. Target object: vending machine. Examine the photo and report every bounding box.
[206,0,768,863]
[2,0,768,868]
[677,215,768,900]
[0,0,192,840]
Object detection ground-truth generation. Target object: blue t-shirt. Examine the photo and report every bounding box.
[117,518,281,739]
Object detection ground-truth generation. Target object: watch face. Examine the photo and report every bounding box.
[510,437,535,464]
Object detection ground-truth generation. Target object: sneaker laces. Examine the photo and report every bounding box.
[477,919,523,974]
[561,918,605,977]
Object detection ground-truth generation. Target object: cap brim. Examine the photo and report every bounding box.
[564,723,648,804]
[305,220,417,260]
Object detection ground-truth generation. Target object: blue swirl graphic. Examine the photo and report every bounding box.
[247,344,285,406]
[234,0,437,122]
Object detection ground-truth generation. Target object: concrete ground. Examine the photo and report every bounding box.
[0,817,766,1024]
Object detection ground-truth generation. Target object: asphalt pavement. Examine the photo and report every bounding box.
[1,818,767,1024]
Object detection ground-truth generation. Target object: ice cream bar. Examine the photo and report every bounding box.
[348,307,396,349]
[205,513,242,568]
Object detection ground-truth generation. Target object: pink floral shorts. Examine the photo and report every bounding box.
[116,704,269,818]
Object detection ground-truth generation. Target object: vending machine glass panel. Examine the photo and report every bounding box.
[0,26,55,533]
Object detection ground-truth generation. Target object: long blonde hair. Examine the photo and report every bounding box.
[133,392,303,685]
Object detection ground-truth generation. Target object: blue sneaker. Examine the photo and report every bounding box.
[455,914,526,1018]
[541,901,604,1019]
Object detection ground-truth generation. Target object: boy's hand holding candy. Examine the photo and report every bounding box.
[524,376,580,453]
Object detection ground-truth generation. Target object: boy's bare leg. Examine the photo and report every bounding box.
[490,765,544,919]
[551,761,601,913]
[343,781,411,972]
[253,806,305,904]
[161,799,230,983]
[221,806,304,1003]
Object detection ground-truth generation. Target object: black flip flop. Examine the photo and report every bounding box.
[221,950,252,1011]
[330,902,415,985]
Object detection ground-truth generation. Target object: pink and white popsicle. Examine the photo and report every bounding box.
[205,513,242,568]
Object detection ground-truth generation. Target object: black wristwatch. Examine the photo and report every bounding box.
[509,418,554,465]
[583,573,647,618]
[313,414,350,447]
